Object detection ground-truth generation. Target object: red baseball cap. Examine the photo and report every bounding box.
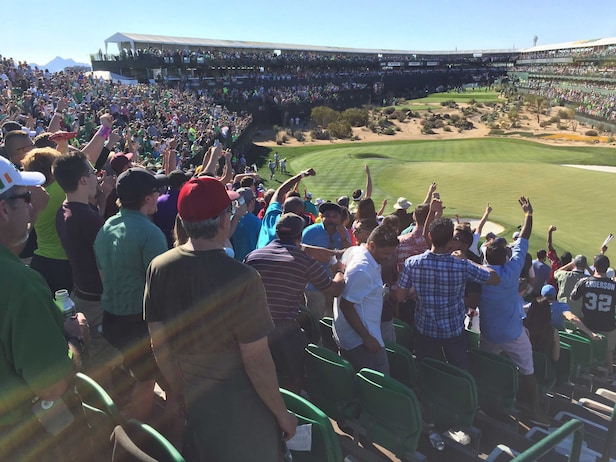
[109,152,134,175]
[178,177,239,222]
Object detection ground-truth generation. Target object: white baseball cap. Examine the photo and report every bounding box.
[0,156,45,195]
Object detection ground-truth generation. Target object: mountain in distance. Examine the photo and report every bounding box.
[30,56,91,73]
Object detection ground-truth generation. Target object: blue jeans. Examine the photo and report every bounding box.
[340,344,390,376]
[414,330,469,370]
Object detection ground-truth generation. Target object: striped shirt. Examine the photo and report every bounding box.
[244,240,332,321]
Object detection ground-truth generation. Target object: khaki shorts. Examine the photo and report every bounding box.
[480,328,534,375]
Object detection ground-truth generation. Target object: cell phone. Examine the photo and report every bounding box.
[237,196,245,207]
[213,139,220,147]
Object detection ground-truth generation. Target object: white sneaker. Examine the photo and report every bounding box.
[445,429,471,445]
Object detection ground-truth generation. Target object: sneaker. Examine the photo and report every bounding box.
[445,429,471,445]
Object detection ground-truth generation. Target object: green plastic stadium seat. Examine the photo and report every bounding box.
[385,340,417,390]
[298,307,321,345]
[468,348,519,417]
[393,318,414,352]
[356,368,426,462]
[418,358,479,431]
[558,332,592,380]
[111,418,185,462]
[576,330,608,371]
[318,317,338,352]
[74,372,126,459]
[304,344,360,428]
[280,388,344,462]
[555,341,573,386]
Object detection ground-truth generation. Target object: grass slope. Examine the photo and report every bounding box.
[263,138,616,257]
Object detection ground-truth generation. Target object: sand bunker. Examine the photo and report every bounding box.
[458,218,504,237]
[562,164,616,173]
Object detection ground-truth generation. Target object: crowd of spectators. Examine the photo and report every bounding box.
[4,45,616,460]
[0,55,254,172]
[511,62,616,122]
[517,44,616,60]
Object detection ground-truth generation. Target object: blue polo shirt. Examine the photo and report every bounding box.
[256,202,282,249]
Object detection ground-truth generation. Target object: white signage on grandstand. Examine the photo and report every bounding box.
[408,62,422,66]
[427,62,439,66]
[387,62,401,67]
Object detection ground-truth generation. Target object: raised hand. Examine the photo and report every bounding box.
[518,196,532,215]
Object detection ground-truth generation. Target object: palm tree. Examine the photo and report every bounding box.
[525,94,548,124]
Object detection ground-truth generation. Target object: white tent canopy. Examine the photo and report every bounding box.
[519,37,616,54]
[85,70,138,85]
[102,32,516,57]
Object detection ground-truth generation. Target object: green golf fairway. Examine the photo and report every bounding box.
[265,138,616,257]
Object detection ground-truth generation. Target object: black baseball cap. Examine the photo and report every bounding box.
[276,213,305,239]
[116,167,168,202]
[319,201,342,214]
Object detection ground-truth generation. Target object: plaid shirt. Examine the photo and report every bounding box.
[399,250,491,338]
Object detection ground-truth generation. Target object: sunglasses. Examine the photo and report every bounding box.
[151,186,167,195]
[6,190,32,204]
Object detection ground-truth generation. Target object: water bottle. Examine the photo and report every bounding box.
[55,289,76,319]
[428,431,445,451]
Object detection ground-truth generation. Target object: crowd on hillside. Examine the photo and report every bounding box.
[0,54,254,171]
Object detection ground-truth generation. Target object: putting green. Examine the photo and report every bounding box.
[270,138,616,257]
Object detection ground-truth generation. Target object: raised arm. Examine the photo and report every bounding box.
[422,197,443,247]
[364,164,372,199]
[376,198,388,217]
[422,182,437,205]
[271,168,315,205]
[547,225,557,252]
[518,196,533,240]
[82,113,114,165]
[217,150,234,184]
[47,97,68,133]
[475,203,492,235]
[202,145,223,176]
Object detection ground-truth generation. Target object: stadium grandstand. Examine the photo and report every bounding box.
[509,37,616,125]
[91,32,515,124]
[92,33,616,126]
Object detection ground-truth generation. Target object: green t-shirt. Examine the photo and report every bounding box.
[94,209,167,316]
[0,246,73,425]
[34,181,68,260]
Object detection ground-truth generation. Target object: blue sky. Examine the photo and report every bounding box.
[3,0,616,66]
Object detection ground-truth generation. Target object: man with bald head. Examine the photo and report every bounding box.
[256,168,315,248]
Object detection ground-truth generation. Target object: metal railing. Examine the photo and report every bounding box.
[512,419,584,462]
